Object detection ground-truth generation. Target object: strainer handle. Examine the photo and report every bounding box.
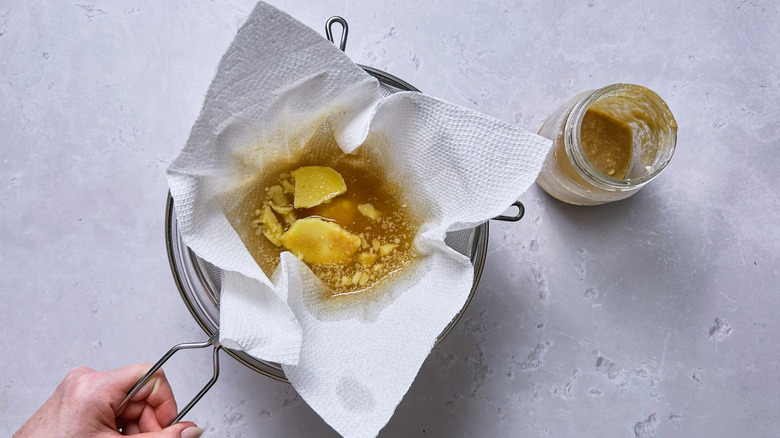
[117,332,222,427]
[493,200,525,222]
[325,16,349,52]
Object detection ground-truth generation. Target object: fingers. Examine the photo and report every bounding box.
[121,420,142,435]
[120,377,178,424]
[99,363,203,435]
[119,401,167,430]
[132,370,178,428]
[100,363,160,394]
[122,421,201,438]
[118,399,150,420]
[101,363,179,426]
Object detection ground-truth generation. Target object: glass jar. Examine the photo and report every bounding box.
[536,83,677,205]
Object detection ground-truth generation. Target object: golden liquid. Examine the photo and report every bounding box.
[224,128,419,297]
[580,108,633,179]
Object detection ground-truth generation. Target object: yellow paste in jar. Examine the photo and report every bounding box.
[580,108,633,179]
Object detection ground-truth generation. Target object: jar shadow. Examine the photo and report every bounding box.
[381,181,723,436]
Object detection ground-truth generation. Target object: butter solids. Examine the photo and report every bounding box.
[291,166,347,208]
[245,162,419,296]
[280,217,361,264]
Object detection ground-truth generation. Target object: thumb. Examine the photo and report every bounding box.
[127,422,203,438]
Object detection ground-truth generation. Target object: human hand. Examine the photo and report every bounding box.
[14,364,203,437]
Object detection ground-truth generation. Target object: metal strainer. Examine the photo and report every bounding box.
[119,17,525,426]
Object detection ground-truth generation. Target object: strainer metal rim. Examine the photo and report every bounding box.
[165,195,489,383]
[165,67,490,383]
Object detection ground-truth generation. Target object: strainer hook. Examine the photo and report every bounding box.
[325,16,349,52]
[493,201,525,222]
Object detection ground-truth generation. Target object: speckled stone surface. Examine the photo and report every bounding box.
[1,1,778,437]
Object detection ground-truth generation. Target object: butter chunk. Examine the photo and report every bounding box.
[259,205,283,247]
[267,185,288,208]
[357,203,382,221]
[280,217,361,264]
[379,243,398,256]
[291,166,347,209]
[281,211,297,226]
[281,178,295,194]
[270,203,296,225]
[270,204,293,215]
[358,251,378,267]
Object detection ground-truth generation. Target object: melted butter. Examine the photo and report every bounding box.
[224,126,420,298]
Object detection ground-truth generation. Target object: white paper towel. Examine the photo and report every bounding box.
[167,2,551,437]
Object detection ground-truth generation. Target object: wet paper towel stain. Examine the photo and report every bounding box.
[336,375,375,413]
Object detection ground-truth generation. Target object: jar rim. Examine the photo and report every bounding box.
[564,83,677,191]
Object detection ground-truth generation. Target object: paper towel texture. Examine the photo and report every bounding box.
[167,2,551,437]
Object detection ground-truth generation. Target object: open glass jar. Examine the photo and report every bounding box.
[536,83,677,205]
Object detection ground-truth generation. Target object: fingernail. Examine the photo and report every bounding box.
[181,426,204,438]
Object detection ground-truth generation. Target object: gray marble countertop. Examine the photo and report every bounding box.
[2,1,778,437]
